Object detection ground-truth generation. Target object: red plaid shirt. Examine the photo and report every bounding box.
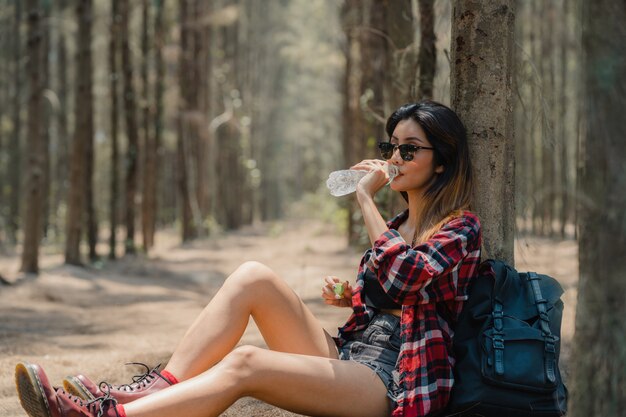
[337,210,481,417]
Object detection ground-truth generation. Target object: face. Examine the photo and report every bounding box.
[387,119,443,195]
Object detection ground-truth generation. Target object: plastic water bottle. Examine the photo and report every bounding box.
[326,165,399,197]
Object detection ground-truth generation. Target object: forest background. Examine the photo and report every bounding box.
[0,0,624,416]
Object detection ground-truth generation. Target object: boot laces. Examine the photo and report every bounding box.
[57,387,120,417]
[99,362,164,393]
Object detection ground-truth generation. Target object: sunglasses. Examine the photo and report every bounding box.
[378,142,434,161]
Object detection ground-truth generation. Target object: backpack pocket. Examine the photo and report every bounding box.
[481,326,559,393]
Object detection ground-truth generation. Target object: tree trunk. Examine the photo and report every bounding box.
[417,0,436,99]
[143,0,166,250]
[41,0,51,240]
[65,0,94,265]
[558,0,569,238]
[108,0,120,259]
[54,0,70,242]
[177,0,196,241]
[20,0,45,273]
[140,0,153,251]
[450,0,516,264]
[120,0,139,255]
[84,0,97,261]
[571,1,626,415]
[8,0,23,244]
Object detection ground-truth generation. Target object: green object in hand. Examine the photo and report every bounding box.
[333,283,344,298]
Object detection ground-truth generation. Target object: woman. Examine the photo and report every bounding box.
[15,101,481,417]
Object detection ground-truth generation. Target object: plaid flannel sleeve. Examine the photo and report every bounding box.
[365,213,481,305]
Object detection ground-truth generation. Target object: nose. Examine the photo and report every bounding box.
[390,146,403,165]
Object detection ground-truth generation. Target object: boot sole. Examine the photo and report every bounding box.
[63,376,97,401]
[14,362,53,417]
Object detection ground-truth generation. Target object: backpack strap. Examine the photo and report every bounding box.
[527,271,558,384]
[490,260,507,376]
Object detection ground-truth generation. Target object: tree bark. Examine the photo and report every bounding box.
[65,0,94,265]
[571,1,626,415]
[120,0,139,255]
[450,0,516,264]
[20,0,45,273]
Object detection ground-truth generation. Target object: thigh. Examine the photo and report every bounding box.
[235,261,339,359]
[236,346,391,417]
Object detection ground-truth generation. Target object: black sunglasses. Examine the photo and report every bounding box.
[378,142,434,161]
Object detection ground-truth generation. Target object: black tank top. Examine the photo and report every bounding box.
[362,269,402,309]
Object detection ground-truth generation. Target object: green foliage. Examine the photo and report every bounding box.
[287,185,348,234]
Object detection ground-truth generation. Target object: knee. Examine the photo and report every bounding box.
[220,345,262,392]
[227,261,277,288]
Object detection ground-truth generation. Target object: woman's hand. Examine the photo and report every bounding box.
[321,276,353,308]
[350,159,391,200]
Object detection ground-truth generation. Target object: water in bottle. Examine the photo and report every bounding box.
[326,165,399,197]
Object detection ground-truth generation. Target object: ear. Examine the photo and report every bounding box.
[435,164,445,174]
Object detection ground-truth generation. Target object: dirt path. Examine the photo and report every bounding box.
[0,219,577,416]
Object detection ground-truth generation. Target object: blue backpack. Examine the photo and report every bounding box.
[446,260,568,416]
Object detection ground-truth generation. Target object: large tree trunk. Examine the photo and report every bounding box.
[450,0,516,264]
[8,0,23,244]
[120,0,139,255]
[108,0,121,259]
[20,0,45,273]
[570,1,626,415]
[65,0,94,265]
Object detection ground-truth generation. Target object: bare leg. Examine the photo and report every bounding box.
[165,261,339,380]
[126,346,390,417]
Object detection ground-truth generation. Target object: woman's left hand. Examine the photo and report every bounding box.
[351,159,390,199]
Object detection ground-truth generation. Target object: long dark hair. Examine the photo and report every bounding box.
[386,100,474,243]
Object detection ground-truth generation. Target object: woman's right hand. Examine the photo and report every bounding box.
[321,276,353,308]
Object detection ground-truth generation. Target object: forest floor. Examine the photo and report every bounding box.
[0,217,578,417]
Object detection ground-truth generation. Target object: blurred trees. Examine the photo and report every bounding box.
[0,0,601,269]
[0,0,344,266]
[514,0,581,239]
[571,0,626,415]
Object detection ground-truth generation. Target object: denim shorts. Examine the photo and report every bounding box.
[337,313,402,408]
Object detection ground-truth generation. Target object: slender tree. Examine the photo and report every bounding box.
[141,0,156,251]
[141,0,165,250]
[53,0,70,240]
[65,0,94,265]
[417,0,436,99]
[108,0,121,259]
[120,0,139,254]
[41,0,51,239]
[177,0,195,241]
[571,1,626,415]
[8,0,22,244]
[20,0,45,273]
[450,0,516,264]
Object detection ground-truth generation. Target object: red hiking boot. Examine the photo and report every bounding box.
[63,363,175,404]
[15,361,121,417]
